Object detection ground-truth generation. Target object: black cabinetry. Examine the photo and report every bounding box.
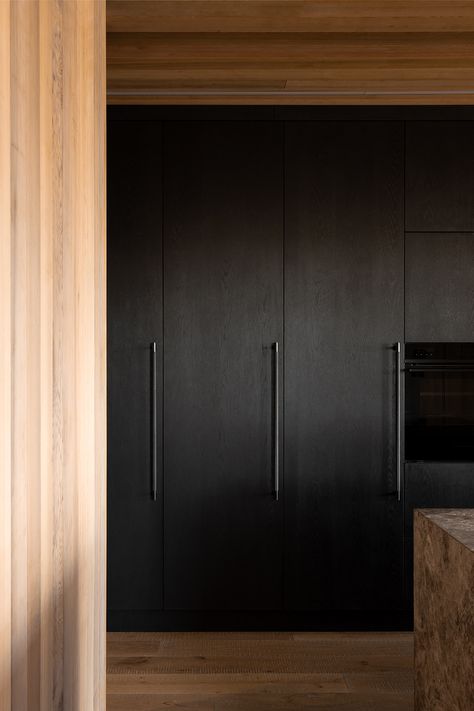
[107,113,405,626]
[107,120,164,612]
[405,234,474,342]
[406,121,474,232]
[108,109,474,630]
[284,122,404,611]
[404,118,474,613]
[163,121,284,610]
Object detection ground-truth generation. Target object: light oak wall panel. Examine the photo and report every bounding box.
[0,1,12,709]
[1,2,106,710]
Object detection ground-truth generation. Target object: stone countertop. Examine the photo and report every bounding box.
[419,508,474,553]
[415,508,474,709]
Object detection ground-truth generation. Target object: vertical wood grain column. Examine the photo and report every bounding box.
[1,2,106,710]
[0,1,12,710]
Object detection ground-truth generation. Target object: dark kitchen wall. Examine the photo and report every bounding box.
[404,119,474,609]
[107,106,474,631]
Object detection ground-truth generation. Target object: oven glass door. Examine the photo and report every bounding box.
[405,367,474,461]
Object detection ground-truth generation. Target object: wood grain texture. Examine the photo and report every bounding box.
[163,121,283,611]
[284,121,404,611]
[1,1,106,709]
[106,27,474,104]
[106,631,414,709]
[107,119,164,613]
[406,122,474,231]
[0,1,12,709]
[405,234,474,341]
[414,511,474,710]
[107,1,474,34]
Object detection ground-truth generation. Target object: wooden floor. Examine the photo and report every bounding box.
[107,631,414,710]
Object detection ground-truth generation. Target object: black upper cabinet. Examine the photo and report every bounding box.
[107,120,164,612]
[406,121,474,232]
[284,121,405,611]
[406,233,474,341]
[163,121,284,610]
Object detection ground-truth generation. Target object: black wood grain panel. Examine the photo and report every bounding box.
[405,462,474,607]
[405,233,474,342]
[406,121,474,232]
[284,121,404,611]
[164,121,284,610]
[107,120,163,613]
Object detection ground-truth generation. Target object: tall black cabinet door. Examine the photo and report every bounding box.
[164,121,283,610]
[284,122,404,611]
[107,120,163,614]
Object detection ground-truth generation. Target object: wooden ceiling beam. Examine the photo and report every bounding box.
[107,1,474,34]
[107,32,474,65]
[107,32,474,102]
[106,3,474,104]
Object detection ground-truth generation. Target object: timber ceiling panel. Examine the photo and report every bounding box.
[106,1,474,104]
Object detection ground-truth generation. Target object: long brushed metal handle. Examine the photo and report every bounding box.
[151,341,158,501]
[274,342,280,501]
[395,342,401,502]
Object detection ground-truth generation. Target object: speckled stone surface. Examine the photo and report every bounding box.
[414,509,474,711]
[419,508,474,552]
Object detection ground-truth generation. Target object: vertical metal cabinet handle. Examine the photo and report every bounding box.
[274,342,280,501]
[151,341,158,501]
[395,342,402,502]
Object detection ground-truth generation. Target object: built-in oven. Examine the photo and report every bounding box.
[405,343,474,462]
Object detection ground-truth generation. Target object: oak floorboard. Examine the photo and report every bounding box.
[107,632,414,710]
